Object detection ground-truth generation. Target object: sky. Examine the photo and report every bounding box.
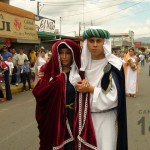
[9,0,150,38]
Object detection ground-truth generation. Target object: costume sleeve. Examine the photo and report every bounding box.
[90,79,118,111]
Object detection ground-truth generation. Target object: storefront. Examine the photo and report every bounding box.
[0,2,38,51]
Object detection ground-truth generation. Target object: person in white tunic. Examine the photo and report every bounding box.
[76,28,128,150]
[124,47,139,98]
[34,50,48,87]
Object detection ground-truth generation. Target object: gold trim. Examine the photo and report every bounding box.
[66,102,74,110]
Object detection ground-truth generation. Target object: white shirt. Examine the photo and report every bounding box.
[16,54,28,65]
[85,58,118,112]
[5,61,14,75]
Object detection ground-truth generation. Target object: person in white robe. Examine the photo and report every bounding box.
[124,47,139,98]
[34,50,48,87]
[76,27,128,150]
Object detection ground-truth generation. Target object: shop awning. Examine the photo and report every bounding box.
[38,32,56,39]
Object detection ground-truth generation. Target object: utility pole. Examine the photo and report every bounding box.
[60,17,62,39]
[79,22,81,36]
[37,1,40,16]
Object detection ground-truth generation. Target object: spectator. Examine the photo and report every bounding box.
[29,48,36,67]
[139,53,145,66]
[0,55,12,101]
[21,60,31,92]
[11,48,18,85]
[1,46,12,61]
[5,56,14,83]
[15,48,28,85]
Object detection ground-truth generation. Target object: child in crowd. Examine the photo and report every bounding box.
[21,60,31,92]
[5,56,14,83]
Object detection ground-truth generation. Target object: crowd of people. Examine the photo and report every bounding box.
[0,45,51,102]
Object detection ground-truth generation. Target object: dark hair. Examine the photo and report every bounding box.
[129,47,134,51]
[58,44,69,52]
[41,49,46,53]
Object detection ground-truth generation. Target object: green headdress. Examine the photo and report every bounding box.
[82,28,110,40]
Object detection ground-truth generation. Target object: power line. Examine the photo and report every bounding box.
[61,1,133,18]
[100,7,150,24]
[85,0,143,25]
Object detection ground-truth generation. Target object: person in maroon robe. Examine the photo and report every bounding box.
[32,39,97,150]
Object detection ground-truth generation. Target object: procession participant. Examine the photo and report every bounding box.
[33,50,48,87]
[32,39,96,150]
[76,28,128,150]
[124,47,139,98]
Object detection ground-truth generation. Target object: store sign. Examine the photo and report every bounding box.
[0,11,38,40]
[134,42,142,47]
[35,16,55,33]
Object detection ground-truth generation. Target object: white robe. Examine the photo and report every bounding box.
[126,57,137,94]
[34,57,47,86]
[85,58,118,150]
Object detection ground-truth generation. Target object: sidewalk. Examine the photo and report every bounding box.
[1,82,32,96]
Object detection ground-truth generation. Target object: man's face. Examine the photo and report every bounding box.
[87,37,105,59]
[59,48,73,68]
[20,49,23,54]
[3,48,7,52]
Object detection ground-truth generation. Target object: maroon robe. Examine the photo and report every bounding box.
[32,39,97,150]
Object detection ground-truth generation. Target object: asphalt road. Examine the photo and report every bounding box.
[0,91,39,150]
[0,62,150,150]
[127,62,150,150]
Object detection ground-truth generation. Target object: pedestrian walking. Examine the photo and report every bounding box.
[76,27,128,150]
[33,50,48,87]
[124,47,139,98]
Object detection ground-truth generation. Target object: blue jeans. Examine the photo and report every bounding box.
[16,66,21,84]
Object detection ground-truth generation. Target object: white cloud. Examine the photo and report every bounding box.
[9,0,150,37]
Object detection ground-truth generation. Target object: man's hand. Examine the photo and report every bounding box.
[76,79,94,93]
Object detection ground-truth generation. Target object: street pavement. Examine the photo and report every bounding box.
[0,62,150,150]
[0,91,39,150]
[127,62,150,150]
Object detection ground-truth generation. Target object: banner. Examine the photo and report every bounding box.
[35,16,55,33]
[0,11,38,40]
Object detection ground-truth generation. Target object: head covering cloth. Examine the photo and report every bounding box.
[83,28,110,40]
[81,27,122,71]
[33,39,82,149]
[41,39,81,86]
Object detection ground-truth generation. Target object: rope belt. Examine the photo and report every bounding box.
[66,102,74,110]
[91,107,117,113]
